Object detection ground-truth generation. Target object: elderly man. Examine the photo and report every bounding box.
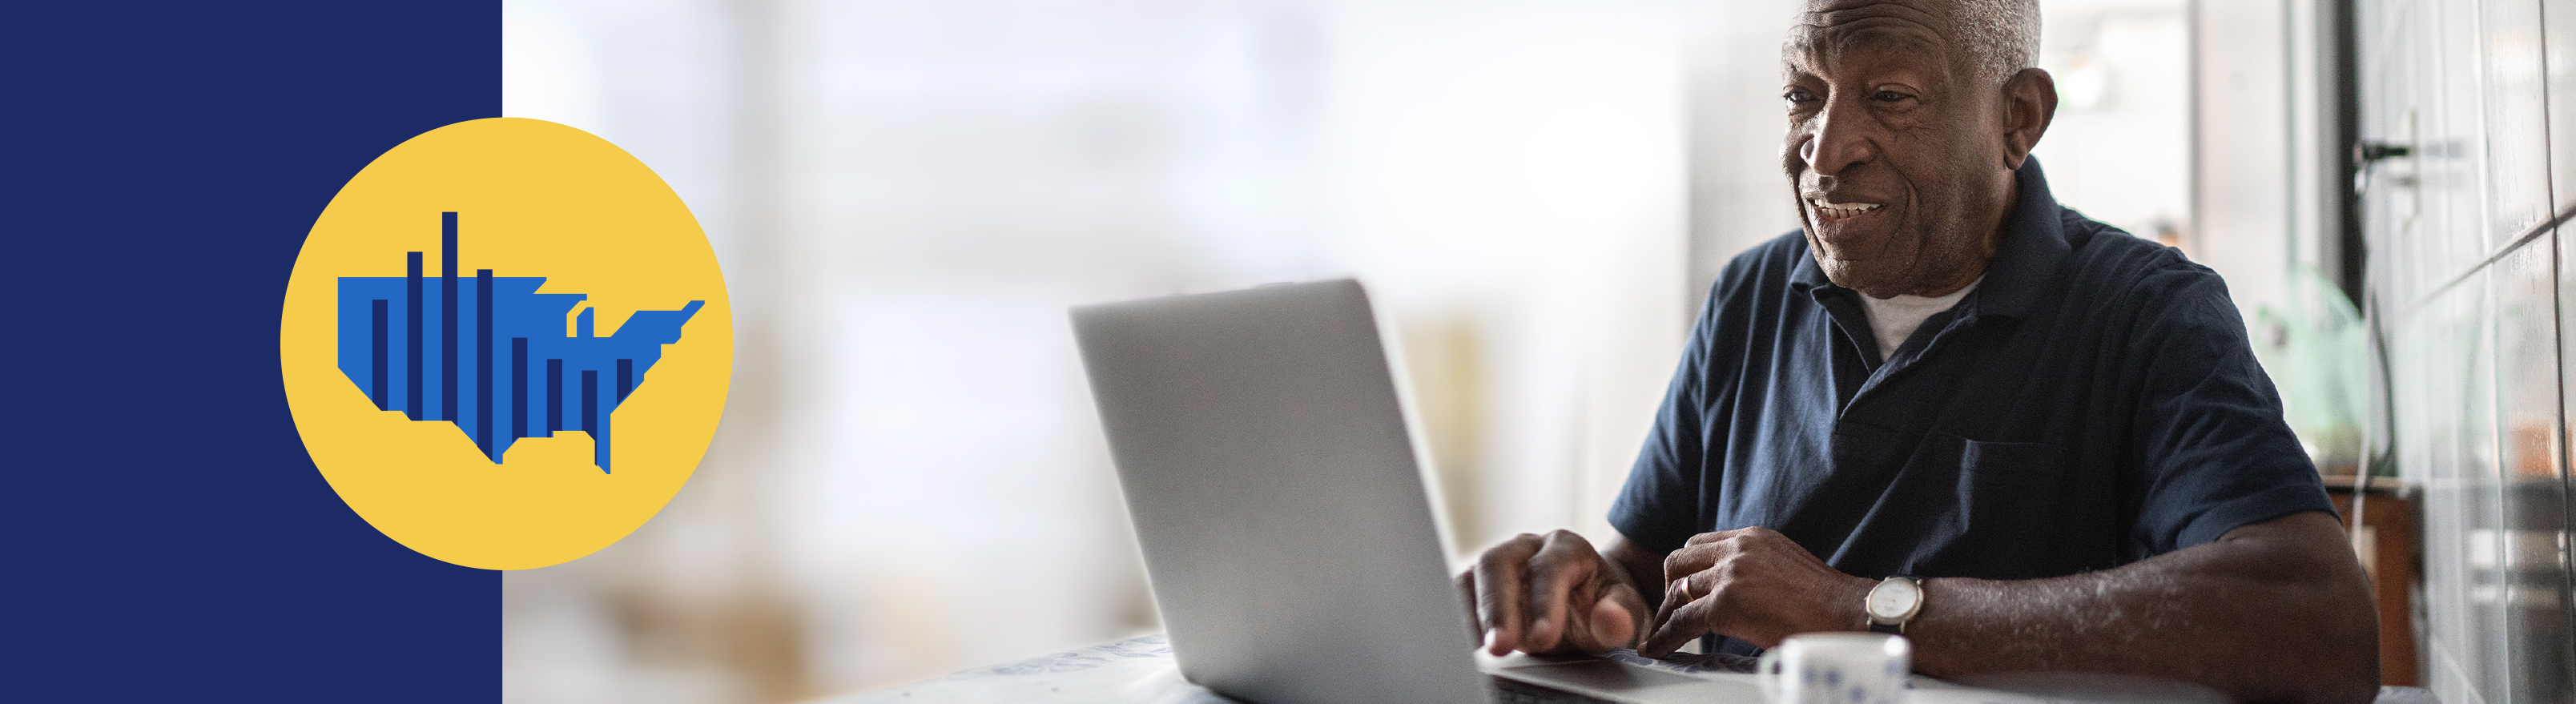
[1459,1,2380,702]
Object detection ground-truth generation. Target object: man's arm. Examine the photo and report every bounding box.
[1641,511,2378,704]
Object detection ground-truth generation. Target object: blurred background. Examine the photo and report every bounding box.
[497,0,2193,702]
[500,1,2576,703]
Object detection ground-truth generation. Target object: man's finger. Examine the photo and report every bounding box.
[1473,536,1540,655]
[1650,569,1712,644]
[1638,592,1714,658]
[1583,579,1648,650]
[1647,575,1681,634]
[1663,538,1731,584]
[1521,530,1596,653]
[1455,570,1482,646]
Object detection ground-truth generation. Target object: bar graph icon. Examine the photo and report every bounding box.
[334,212,703,473]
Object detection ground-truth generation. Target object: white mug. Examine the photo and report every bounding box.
[1756,633,1910,704]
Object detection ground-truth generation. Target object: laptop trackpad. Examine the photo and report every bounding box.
[1509,660,1701,689]
[1497,659,1762,704]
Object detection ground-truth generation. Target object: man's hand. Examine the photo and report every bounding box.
[1457,529,1653,656]
[1639,526,1870,657]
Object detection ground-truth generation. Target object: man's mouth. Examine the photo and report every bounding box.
[1808,198,1883,222]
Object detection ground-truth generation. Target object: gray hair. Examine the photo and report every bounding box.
[1954,0,2042,86]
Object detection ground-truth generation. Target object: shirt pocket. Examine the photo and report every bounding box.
[1940,434,2068,572]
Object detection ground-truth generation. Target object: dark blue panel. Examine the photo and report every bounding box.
[548,358,565,435]
[3,2,501,701]
[513,338,528,442]
[582,370,599,436]
[407,251,424,420]
[442,213,458,422]
[372,299,389,410]
[477,269,493,458]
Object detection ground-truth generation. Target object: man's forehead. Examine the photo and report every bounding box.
[1784,1,1960,68]
[1797,0,1958,29]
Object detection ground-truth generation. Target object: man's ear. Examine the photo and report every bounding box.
[2000,67,2057,169]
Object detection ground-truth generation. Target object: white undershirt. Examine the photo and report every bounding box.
[1858,276,1982,362]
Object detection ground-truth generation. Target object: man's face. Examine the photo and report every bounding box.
[1782,0,2015,299]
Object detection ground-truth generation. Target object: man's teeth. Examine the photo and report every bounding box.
[1810,200,1882,219]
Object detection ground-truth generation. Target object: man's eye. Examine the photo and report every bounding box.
[1784,89,1817,104]
[1872,90,1911,102]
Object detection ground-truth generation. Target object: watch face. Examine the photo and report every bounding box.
[1867,578,1920,620]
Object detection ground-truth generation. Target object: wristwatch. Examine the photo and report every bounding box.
[1864,575,1924,634]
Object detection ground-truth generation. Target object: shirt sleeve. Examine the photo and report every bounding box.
[2130,267,2338,554]
[1608,277,1727,556]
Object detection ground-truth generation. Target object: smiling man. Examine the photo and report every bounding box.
[1455,1,2381,702]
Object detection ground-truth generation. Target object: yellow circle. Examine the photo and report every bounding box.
[280,118,732,569]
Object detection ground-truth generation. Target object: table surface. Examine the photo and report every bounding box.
[816,634,2439,704]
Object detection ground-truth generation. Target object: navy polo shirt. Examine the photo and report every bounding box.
[1609,158,2334,588]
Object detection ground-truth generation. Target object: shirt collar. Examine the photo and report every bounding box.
[1789,156,2070,320]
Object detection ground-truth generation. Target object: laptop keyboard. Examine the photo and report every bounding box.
[1489,675,1621,704]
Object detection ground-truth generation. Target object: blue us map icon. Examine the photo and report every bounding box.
[333,213,702,473]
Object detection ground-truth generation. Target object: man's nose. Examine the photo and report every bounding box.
[1799,99,1875,176]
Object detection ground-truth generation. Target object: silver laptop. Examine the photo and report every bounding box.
[1070,279,1761,704]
